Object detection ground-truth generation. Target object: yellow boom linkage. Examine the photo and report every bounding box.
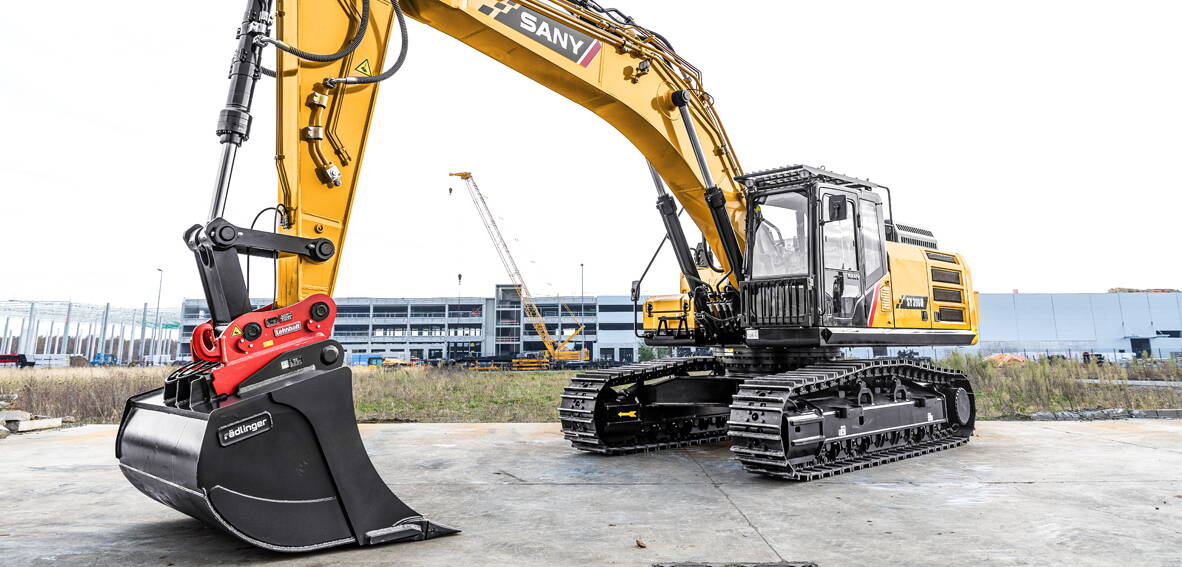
[276,0,746,309]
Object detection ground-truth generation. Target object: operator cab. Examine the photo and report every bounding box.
[738,165,976,349]
[742,165,888,334]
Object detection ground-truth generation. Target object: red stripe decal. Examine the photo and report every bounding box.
[868,281,881,327]
[578,41,602,67]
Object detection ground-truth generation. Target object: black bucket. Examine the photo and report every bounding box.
[116,360,457,552]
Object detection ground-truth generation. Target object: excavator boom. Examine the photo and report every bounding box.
[275,0,748,311]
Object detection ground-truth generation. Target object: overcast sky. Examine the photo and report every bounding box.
[3,1,1179,310]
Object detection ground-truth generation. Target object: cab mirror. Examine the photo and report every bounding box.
[826,195,849,222]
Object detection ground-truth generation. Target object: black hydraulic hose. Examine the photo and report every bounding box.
[324,0,408,87]
[258,0,370,63]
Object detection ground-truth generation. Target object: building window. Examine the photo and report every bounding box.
[598,323,635,331]
[598,305,640,313]
[618,348,634,363]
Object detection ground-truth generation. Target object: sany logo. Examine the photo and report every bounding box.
[482,2,602,67]
[519,13,586,58]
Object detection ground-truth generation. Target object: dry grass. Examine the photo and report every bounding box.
[351,366,573,423]
[0,366,575,424]
[2,356,1180,424]
[0,367,162,423]
[941,352,1182,418]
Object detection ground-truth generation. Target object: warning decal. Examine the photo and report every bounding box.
[231,326,243,337]
[354,58,373,76]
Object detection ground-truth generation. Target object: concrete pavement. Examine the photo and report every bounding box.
[1,421,1179,566]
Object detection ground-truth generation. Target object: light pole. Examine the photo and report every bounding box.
[454,273,462,360]
[150,268,163,365]
[580,263,585,358]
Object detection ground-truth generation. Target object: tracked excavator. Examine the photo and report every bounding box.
[116,0,979,553]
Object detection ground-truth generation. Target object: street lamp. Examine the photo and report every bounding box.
[580,263,585,359]
[150,268,163,365]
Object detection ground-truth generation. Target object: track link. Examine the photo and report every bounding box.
[558,357,729,454]
[728,359,974,481]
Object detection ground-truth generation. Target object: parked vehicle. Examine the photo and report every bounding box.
[0,354,35,368]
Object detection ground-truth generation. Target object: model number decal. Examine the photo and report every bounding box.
[480,2,603,67]
[897,295,928,310]
[218,412,273,447]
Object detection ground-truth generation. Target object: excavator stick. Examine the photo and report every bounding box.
[114,0,459,550]
[116,298,458,551]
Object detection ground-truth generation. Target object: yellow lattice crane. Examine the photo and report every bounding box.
[450,172,588,366]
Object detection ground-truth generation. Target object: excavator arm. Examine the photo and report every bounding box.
[275,0,748,309]
[118,0,756,554]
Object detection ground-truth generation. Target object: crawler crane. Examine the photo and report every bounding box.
[451,172,588,369]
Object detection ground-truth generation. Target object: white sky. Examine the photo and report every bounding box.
[3,0,1180,310]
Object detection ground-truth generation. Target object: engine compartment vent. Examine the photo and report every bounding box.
[887,221,938,249]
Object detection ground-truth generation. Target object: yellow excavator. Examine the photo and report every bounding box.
[116,0,979,553]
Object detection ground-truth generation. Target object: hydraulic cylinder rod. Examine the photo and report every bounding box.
[672,91,745,281]
[209,0,274,220]
[648,161,703,288]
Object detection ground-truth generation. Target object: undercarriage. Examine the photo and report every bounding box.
[559,351,975,480]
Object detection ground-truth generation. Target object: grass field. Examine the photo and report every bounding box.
[1,356,1180,424]
[940,352,1182,418]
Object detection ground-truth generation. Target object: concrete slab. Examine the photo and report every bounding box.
[0,421,1179,566]
[7,417,62,433]
[0,410,32,422]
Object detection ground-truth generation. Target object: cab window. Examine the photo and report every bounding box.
[822,194,857,271]
[750,191,810,277]
[859,200,884,280]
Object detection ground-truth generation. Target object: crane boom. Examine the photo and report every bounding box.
[451,172,579,360]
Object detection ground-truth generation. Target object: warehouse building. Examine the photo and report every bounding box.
[179,284,644,363]
[862,291,1182,361]
[968,291,1182,359]
[179,290,1182,364]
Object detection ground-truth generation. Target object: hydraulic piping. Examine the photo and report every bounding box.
[256,0,370,63]
[324,0,409,87]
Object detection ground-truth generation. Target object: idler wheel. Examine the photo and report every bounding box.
[948,387,972,426]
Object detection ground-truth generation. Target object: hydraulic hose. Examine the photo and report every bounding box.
[324,0,408,87]
[257,0,369,63]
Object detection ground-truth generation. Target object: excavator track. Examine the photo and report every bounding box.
[558,357,733,454]
[728,359,975,481]
[560,357,975,481]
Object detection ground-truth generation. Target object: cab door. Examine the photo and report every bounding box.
[819,189,862,326]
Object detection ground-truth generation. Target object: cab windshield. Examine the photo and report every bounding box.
[750,191,809,278]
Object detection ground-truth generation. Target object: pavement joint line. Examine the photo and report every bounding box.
[1031,423,1182,455]
[374,479,1182,488]
[685,449,785,563]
